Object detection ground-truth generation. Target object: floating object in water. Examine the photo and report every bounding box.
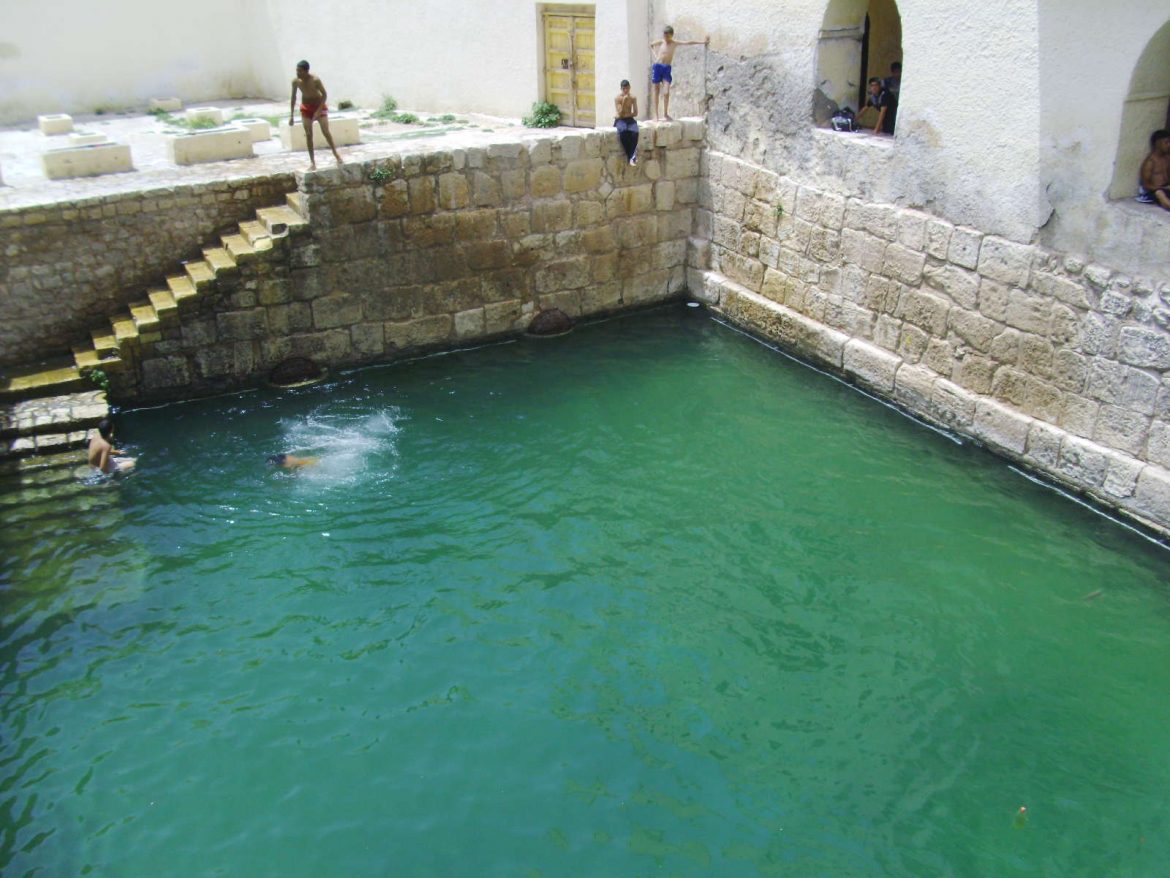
[687,301,701,308]
[1082,589,1103,601]
[1013,806,1028,829]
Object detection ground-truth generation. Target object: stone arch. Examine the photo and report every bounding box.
[1108,19,1170,199]
[814,0,902,123]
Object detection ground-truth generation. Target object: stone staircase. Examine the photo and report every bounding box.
[0,192,309,459]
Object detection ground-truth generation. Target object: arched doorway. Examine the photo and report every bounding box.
[1108,19,1170,199]
[815,0,902,125]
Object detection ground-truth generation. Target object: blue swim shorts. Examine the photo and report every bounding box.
[651,63,673,84]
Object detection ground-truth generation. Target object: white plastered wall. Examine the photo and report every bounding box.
[1037,1,1170,277]
[0,0,263,124]
[250,0,647,125]
[661,0,1046,242]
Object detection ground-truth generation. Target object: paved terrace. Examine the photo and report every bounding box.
[0,99,550,209]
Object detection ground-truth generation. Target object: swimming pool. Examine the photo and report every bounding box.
[2,305,1168,876]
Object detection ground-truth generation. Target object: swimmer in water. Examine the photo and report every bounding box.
[267,453,319,469]
[87,418,136,475]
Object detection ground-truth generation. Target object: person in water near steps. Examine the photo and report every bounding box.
[87,418,136,475]
[267,453,319,470]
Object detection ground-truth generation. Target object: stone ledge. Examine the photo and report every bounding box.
[697,268,1170,539]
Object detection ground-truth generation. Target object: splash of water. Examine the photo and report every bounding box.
[277,408,402,488]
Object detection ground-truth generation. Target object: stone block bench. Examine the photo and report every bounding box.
[38,114,73,135]
[69,133,108,147]
[185,106,224,126]
[278,115,361,151]
[166,126,254,165]
[42,142,133,179]
[231,118,272,143]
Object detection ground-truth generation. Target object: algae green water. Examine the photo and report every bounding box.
[2,306,1168,877]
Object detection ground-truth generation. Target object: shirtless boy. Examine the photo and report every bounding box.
[649,26,708,121]
[614,80,639,165]
[288,60,344,170]
[1140,129,1170,210]
[87,418,136,475]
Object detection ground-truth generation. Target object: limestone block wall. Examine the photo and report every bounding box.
[0,175,295,368]
[694,150,1170,534]
[118,124,704,402]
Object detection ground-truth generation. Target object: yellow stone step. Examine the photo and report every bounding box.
[257,205,307,236]
[203,246,237,274]
[0,361,85,400]
[148,288,178,318]
[222,233,256,261]
[129,300,160,331]
[239,220,270,246]
[111,315,140,346]
[73,347,124,373]
[286,191,306,217]
[166,275,197,301]
[184,259,216,288]
[91,328,118,352]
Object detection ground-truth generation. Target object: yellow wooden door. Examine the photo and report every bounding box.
[542,8,596,128]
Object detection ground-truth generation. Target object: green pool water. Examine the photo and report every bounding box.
[2,306,1168,877]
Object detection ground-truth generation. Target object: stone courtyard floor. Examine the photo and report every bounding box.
[0,98,541,209]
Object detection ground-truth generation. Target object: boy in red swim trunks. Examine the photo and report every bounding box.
[288,60,344,170]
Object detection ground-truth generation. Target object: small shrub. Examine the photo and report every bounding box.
[188,117,219,130]
[774,204,785,219]
[369,166,393,184]
[522,101,562,128]
[391,112,420,125]
[338,100,354,110]
[83,368,111,394]
[371,95,399,119]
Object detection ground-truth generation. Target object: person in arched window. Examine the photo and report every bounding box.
[1139,129,1170,210]
[866,78,896,135]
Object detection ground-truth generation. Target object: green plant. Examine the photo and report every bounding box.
[371,95,399,119]
[774,204,785,219]
[338,100,355,110]
[83,367,111,394]
[391,112,420,124]
[522,101,562,128]
[369,166,393,184]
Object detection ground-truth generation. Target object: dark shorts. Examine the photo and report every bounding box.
[651,63,672,84]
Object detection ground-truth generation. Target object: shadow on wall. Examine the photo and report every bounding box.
[1109,18,1170,200]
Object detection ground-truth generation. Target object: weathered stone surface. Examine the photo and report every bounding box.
[407,177,436,214]
[1093,404,1149,456]
[947,226,983,270]
[841,229,886,274]
[534,257,590,292]
[893,363,936,413]
[312,293,362,330]
[972,398,1032,453]
[977,237,1034,287]
[437,173,470,209]
[1057,435,1109,487]
[563,159,604,194]
[882,244,925,285]
[1132,467,1170,524]
[1118,327,1170,369]
[843,339,899,393]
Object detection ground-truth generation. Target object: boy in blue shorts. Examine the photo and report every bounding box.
[649,25,709,121]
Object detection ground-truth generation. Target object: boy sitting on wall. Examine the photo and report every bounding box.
[1139,129,1170,210]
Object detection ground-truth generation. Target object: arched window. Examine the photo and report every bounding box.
[1109,19,1170,199]
[815,0,902,132]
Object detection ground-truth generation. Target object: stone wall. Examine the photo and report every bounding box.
[0,174,295,368]
[691,149,1170,535]
[117,123,704,402]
